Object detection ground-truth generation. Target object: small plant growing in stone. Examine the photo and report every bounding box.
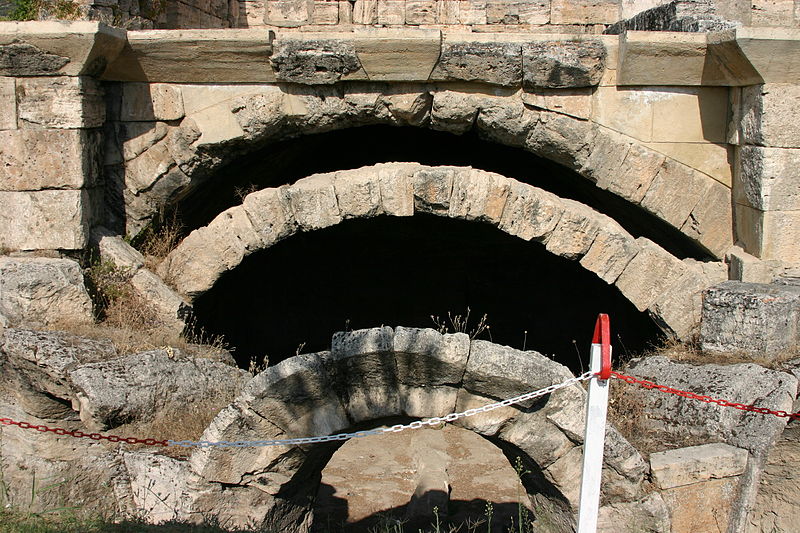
[431,307,491,340]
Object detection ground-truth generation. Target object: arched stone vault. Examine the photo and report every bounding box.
[159,164,726,339]
[188,327,647,530]
[124,83,733,258]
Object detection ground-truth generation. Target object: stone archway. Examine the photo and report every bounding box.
[185,327,646,531]
[159,164,726,339]
[121,84,733,259]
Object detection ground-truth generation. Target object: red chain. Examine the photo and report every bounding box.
[0,417,168,446]
[610,371,800,421]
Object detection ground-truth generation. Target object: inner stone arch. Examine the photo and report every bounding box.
[187,328,646,532]
[190,213,662,372]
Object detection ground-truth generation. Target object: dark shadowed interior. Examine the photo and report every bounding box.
[192,215,663,373]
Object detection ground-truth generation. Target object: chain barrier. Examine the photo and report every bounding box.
[0,417,168,446]
[169,371,595,448]
[610,371,800,421]
[0,372,594,449]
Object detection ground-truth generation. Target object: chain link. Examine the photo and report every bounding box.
[610,371,800,421]
[0,418,169,446]
[2,372,593,449]
[168,371,594,449]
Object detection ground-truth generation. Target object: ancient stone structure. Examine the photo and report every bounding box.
[1,1,800,531]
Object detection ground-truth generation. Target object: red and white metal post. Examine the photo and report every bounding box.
[577,314,612,533]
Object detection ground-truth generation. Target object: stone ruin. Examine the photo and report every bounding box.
[0,0,799,531]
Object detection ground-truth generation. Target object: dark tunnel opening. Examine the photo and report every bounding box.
[192,215,664,373]
[175,125,714,261]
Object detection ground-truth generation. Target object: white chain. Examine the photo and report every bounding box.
[169,371,594,449]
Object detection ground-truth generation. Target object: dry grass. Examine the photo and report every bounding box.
[110,393,237,459]
[135,215,184,272]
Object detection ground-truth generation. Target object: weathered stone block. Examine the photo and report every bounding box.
[405,0,436,25]
[0,129,101,191]
[334,168,383,219]
[70,349,248,430]
[649,261,712,339]
[545,199,602,260]
[377,0,405,24]
[312,0,339,24]
[0,257,93,327]
[615,237,686,312]
[0,189,90,250]
[330,327,399,422]
[378,87,432,126]
[643,141,732,187]
[661,477,741,533]
[701,280,800,355]
[1,327,115,417]
[625,355,796,454]
[103,29,274,84]
[0,41,69,77]
[680,180,732,258]
[129,269,191,335]
[498,181,564,241]
[0,77,16,130]
[641,159,711,228]
[239,351,348,438]
[352,0,377,23]
[650,443,748,490]
[271,38,362,85]
[737,145,800,212]
[526,111,597,170]
[448,168,510,224]
[727,246,778,284]
[431,39,522,87]
[500,411,574,469]
[16,77,104,129]
[582,129,664,204]
[521,88,592,120]
[242,186,298,247]
[120,83,185,122]
[412,167,455,215]
[393,327,469,386]
[522,40,606,89]
[377,162,416,217]
[436,0,460,23]
[741,83,800,148]
[597,494,671,533]
[579,219,639,284]
[0,21,126,77]
[475,96,536,147]
[123,139,174,194]
[265,0,312,25]
[550,0,618,24]
[91,226,144,271]
[117,121,169,161]
[354,30,441,82]
[287,173,342,230]
[486,0,550,24]
[591,86,654,142]
[430,91,480,134]
[463,340,574,403]
[459,0,487,24]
